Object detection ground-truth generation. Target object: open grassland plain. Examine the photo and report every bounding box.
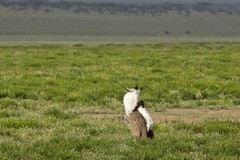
[0,6,240,43]
[0,43,240,159]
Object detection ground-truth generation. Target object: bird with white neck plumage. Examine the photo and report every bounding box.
[123,85,154,138]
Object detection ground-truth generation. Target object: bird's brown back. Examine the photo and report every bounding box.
[125,111,148,139]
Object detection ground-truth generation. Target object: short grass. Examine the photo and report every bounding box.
[1,116,240,160]
[0,43,240,159]
[1,43,240,110]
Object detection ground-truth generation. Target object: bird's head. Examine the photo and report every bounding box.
[126,85,140,93]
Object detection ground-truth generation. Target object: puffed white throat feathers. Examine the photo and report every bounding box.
[123,86,140,115]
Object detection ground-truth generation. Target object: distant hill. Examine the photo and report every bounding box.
[1,0,240,15]
[1,0,240,43]
[6,0,240,4]
[49,0,240,4]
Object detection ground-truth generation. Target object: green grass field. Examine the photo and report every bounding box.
[0,43,240,159]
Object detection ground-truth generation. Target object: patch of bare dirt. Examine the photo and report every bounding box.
[85,108,240,123]
[152,108,240,123]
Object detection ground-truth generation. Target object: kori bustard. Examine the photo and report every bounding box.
[123,85,154,139]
